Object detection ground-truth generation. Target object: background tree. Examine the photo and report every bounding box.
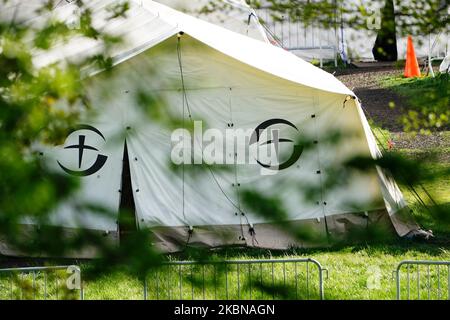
[372,0,397,61]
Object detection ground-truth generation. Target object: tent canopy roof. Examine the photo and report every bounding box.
[32,0,353,96]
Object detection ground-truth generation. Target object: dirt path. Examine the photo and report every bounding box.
[335,67,406,132]
[334,66,450,160]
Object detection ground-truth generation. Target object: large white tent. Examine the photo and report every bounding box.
[1,0,422,257]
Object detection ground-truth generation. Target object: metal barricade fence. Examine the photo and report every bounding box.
[0,266,83,300]
[256,6,340,68]
[143,258,327,300]
[395,260,450,300]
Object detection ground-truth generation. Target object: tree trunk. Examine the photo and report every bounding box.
[372,0,398,61]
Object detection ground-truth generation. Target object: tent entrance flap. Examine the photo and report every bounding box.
[118,141,138,242]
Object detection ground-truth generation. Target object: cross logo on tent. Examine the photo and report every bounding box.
[250,118,304,173]
[57,125,108,177]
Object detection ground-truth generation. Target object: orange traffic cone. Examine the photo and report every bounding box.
[404,35,421,78]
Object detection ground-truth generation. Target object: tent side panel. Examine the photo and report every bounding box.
[112,35,410,247]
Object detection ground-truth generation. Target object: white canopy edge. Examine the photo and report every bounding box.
[355,99,407,216]
[440,53,450,73]
[155,0,270,44]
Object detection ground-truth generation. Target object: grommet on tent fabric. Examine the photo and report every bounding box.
[177,31,184,37]
[316,170,321,174]
[135,189,139,193]
[323,202,327,205]
[311,114,316,118]
[343,95,354,108]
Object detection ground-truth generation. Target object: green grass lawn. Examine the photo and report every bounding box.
[380,74,449,132]
[78,244,449,300]
[377,74,450,236]
[4,244,448,300]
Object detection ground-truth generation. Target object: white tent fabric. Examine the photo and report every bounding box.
[90,35,388,231]
[2,0,419,255]
[36,109,125,231]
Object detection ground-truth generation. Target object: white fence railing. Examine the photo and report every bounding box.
[143,258,328,300]
[0,266,83,300]
[395,260,450,300]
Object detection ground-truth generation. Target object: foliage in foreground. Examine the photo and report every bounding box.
[0,0,162,274]
[0,1,449,303]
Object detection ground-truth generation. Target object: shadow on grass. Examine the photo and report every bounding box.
[382,73,450,132]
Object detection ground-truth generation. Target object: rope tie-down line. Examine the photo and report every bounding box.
[353,96,436,219]
[176,32,255,246]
